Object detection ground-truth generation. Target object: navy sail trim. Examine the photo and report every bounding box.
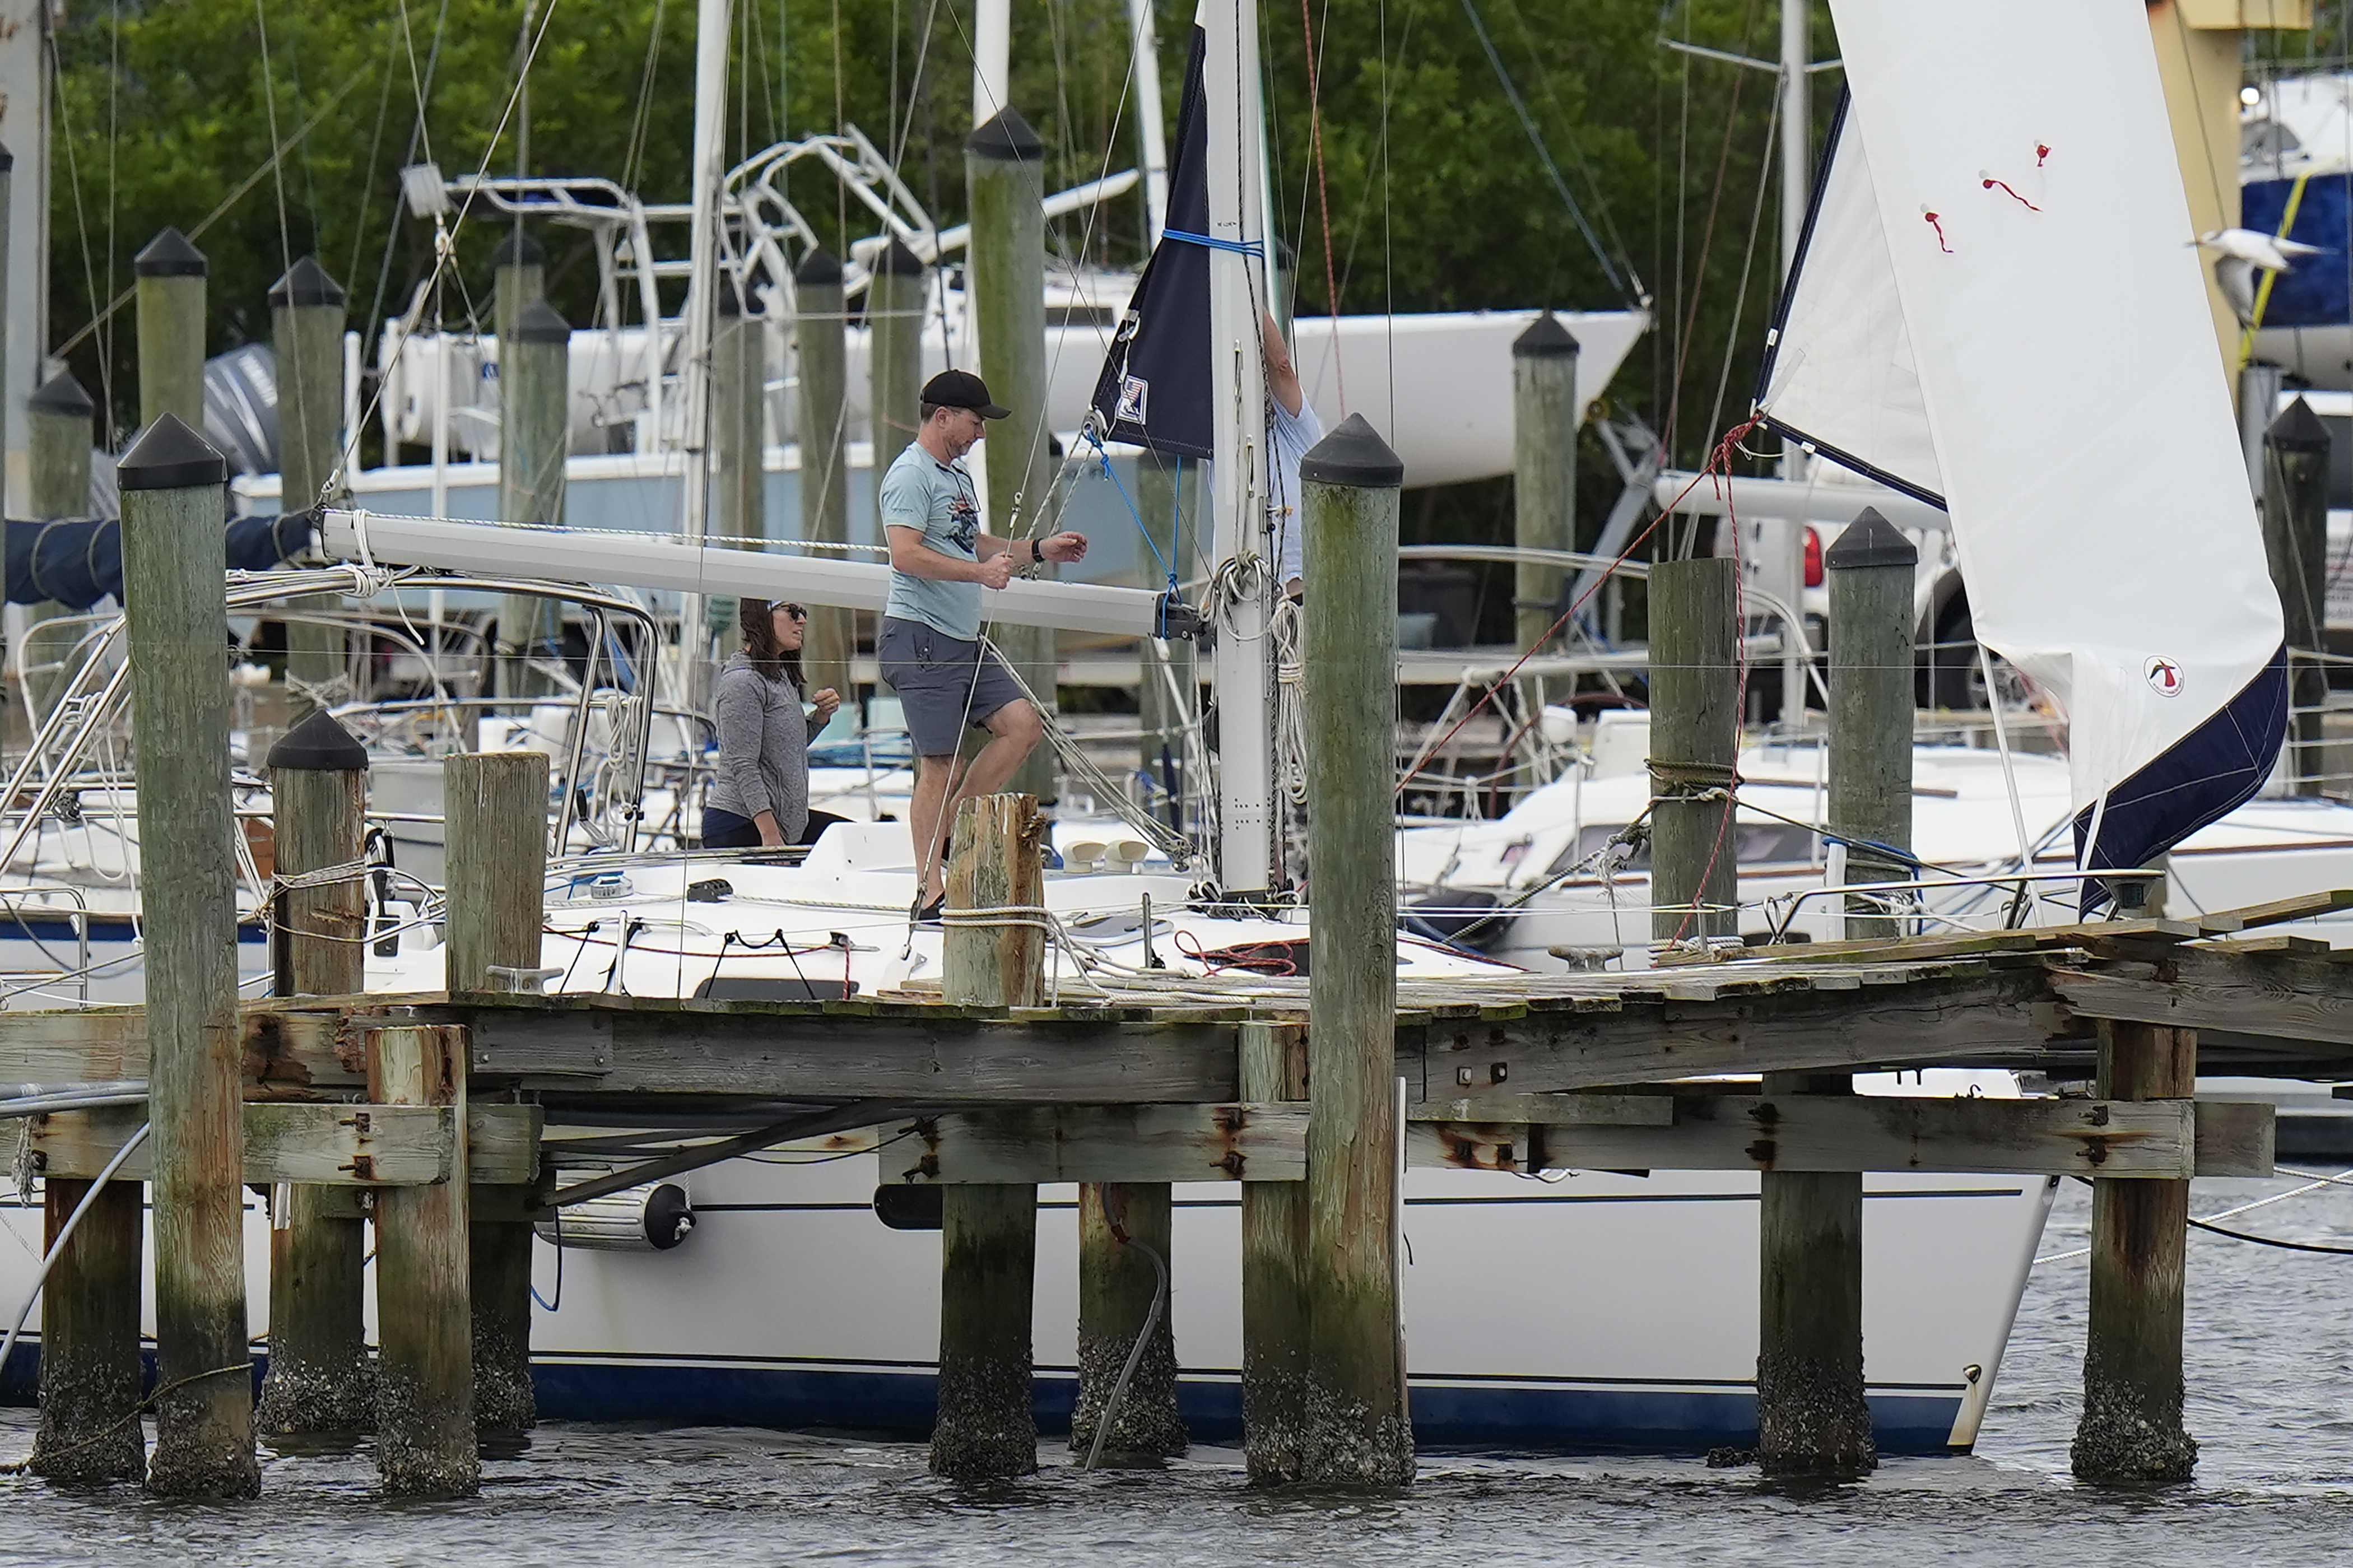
[2074,644,2289,913]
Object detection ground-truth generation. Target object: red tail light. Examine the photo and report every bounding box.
[1802,526,1824,588]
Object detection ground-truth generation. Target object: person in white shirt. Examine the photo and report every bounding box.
[1263,312,1325,598]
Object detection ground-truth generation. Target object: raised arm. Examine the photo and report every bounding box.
[1263,311,1304,418]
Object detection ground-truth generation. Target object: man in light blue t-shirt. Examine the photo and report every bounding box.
[877,367,1087,915]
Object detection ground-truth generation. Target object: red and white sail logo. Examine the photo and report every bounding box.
[2145,656,2183,697]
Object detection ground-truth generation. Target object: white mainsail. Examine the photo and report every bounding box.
[1768,0,2286,900]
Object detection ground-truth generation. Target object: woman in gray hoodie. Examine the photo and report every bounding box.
[700,598,843,849]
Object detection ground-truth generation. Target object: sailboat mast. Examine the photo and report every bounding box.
[677,0,735,687]
[1128,0,1171,242]
[1202,0,1274,897]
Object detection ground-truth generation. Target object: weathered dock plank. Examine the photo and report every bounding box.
[34,1103,541,1184]
[880,1104,1307,1184]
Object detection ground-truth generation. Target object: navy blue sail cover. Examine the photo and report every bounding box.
[2075,644,2289,913]
[1088,26,1215,458]
[4,509,315,609]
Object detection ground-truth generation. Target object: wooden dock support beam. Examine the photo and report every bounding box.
[31,1174,145,1482]
[273,257,350,718]
[445,751,548,1436]
[793,248,854,704]
[1299,416,1414,1486]
[1071,1181,1186,1464]
[496,300,570,700]
[256,711,375,1434]
[1510,313,1579,667]
[120,415,257,1498]
[1240,1020,1310,1482]
[2261,399,2329,794]
[367,1022,477,1497]
[967,109,1057,801]
[930,794,1044,1481]
[2072,1020,2199,1485]
[1647,556,1739,951]
[1752,511,1917,1479]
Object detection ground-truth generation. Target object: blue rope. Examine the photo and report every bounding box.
[1160,227,1264,257]
[1084,427,1182,596]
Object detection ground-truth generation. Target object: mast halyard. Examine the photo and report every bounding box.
[1201,0,1275,899]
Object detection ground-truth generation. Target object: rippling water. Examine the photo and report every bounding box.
[1,1177,2349,1566]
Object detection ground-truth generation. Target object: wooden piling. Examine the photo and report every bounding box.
[1647,556,1740,950]
[967,110,1058,801]
[868,238,928,484]
[2262,399,2329,794]
[366,1021,477,1497]
[2071,1020,2198,1485]
[30,1165,146,1482]
[793,247,853,705]
[444,751,548,1435]
[1239,1019,1310,1483]
[931,793,1044,1481]
[1510,314,1579,664]
[254,711,375,1434]
[1070,1181,1186,1464]
[119,415,257,1497]
[497,299,570,700]
[1299,415,1413,1486]
[490,228,545,353]
[134,227,207,431]
[21,369,96,720]
[274,258,351,720]
[1750,511,1915,1478]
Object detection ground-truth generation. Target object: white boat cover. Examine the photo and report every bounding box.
[1779,0,2286,905]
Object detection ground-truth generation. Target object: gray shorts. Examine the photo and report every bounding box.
[876,616,1029,757]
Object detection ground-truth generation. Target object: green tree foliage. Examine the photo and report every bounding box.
[50,0,1813,519]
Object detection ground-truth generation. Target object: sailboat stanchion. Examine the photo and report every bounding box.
[1298,416,1414,1486]
[1239,1020,1310,1482]
[366,1020,478,1498]
[497,300,572,702]
[1751,513,1917,1479]
[276,258,351,719]
[255,712,376,1436]
[444,751,549,1439]
[1071,1181,1187,1464]
[1646,555,1739,953]
[967,109,1059,801]
[1510,314,1580,685]
[2072,1020,2199,1485]
[2261,400,2330,795]
[792,248,854,704]
[119,414,259,1497]
[930,793,1046,1480]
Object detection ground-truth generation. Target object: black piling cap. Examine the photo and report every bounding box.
[268,256,347,310]
[513,299,572,343]
[1823,506,1917,571]
[967,108,1044,161]
[118,413,226,491]
[716,273,748,318]
[0,142,16,175]
[1513,312,1580,358]
[267,708,370,773]
[28,370,94,419]
[795,245,844,287]
[492,227,546,268]
[876,238,926,277]
[2269,396,2332,454]
[1300,412,1405,490]
[134,226,208,278]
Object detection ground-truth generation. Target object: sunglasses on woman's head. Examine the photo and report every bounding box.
[770,602,808,620]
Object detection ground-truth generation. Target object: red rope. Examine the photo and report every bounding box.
[1298,0,1346,412]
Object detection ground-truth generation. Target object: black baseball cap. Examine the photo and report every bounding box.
[922,368,1010,419]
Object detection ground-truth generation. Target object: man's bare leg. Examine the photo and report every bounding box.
[910,753,960,908]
